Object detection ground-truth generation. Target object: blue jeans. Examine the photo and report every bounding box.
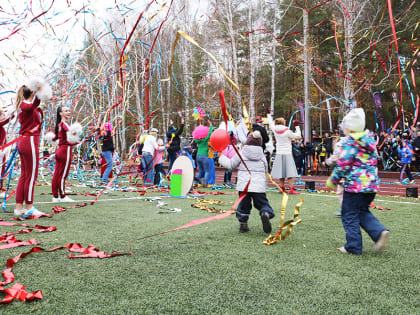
[237,192,275,223]
[101,151,113,183]
[208,158,215,185]
[142,152,155,185]
[342,192,387,254]
[168,151,179,172]
[196,155,210,185]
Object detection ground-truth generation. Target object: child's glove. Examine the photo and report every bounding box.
[326,177,336,189]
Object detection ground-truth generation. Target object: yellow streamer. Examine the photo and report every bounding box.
[264,193,303,245]
[189,197,231,214]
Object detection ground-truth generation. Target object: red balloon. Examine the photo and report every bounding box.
[210,129,230,152]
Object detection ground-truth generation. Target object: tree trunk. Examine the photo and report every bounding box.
[303,10,311,141]
[248,0,255,120]
[226,0,241,108]
[343,9,355,112]
[270,3,279,116]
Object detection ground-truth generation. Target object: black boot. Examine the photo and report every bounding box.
[261,212,272,234]
[239,223,249,233]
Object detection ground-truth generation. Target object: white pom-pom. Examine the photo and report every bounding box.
[37,84,52,101]
[45,132,56,143]
[66,122,82,144]
[253,130,262,139]
[27,77,45,92]
[27,77,52,101]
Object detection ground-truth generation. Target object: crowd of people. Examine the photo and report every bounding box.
[128,117,419,191]
[0,78,400,255]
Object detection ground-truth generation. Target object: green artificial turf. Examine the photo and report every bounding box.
[1,180,419,314]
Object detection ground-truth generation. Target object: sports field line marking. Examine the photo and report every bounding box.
[299,192,420,206]
[3,196,164,207]
[3,193,419,207]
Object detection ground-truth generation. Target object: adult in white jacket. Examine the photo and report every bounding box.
[268,115,302,194]
[141,129,158,186]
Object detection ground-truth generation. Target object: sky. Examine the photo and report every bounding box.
[0,0,209,105]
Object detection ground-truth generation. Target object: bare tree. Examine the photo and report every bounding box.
[225,0,242,108]
[248,0,256,120]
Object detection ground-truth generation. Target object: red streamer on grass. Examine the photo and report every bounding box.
[0,243,131,304]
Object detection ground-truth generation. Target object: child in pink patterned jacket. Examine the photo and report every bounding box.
[327,108,389,255]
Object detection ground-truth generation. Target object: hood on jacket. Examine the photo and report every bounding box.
[274,124,288,133]
[349,130,376,153]
[241,145,264,161]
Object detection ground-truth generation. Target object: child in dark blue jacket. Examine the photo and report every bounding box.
[397,136,414,184]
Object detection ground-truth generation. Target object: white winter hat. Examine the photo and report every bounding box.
[342,108,365,132]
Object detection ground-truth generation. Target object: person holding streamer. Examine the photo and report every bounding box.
[49,106,82,203]
[14,79,52,218]
[219,131,275,233]
[268,115,302,194]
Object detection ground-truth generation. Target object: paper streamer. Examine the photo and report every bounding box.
[0,244,131,304]
[264,193,303,245]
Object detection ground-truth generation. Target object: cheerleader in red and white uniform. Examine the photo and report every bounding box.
[48,107,81,203]
[14,79,51,218]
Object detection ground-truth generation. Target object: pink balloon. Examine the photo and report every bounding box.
[210,129,230,152]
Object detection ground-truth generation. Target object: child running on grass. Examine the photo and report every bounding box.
[327,108,390,254]
[219,131,275,233]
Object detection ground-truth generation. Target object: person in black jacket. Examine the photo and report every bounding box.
[324,132,333,158]
[252,117,270,167]
[99,123,114,184]
[252,117,269,151]
[166,118,185,172]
